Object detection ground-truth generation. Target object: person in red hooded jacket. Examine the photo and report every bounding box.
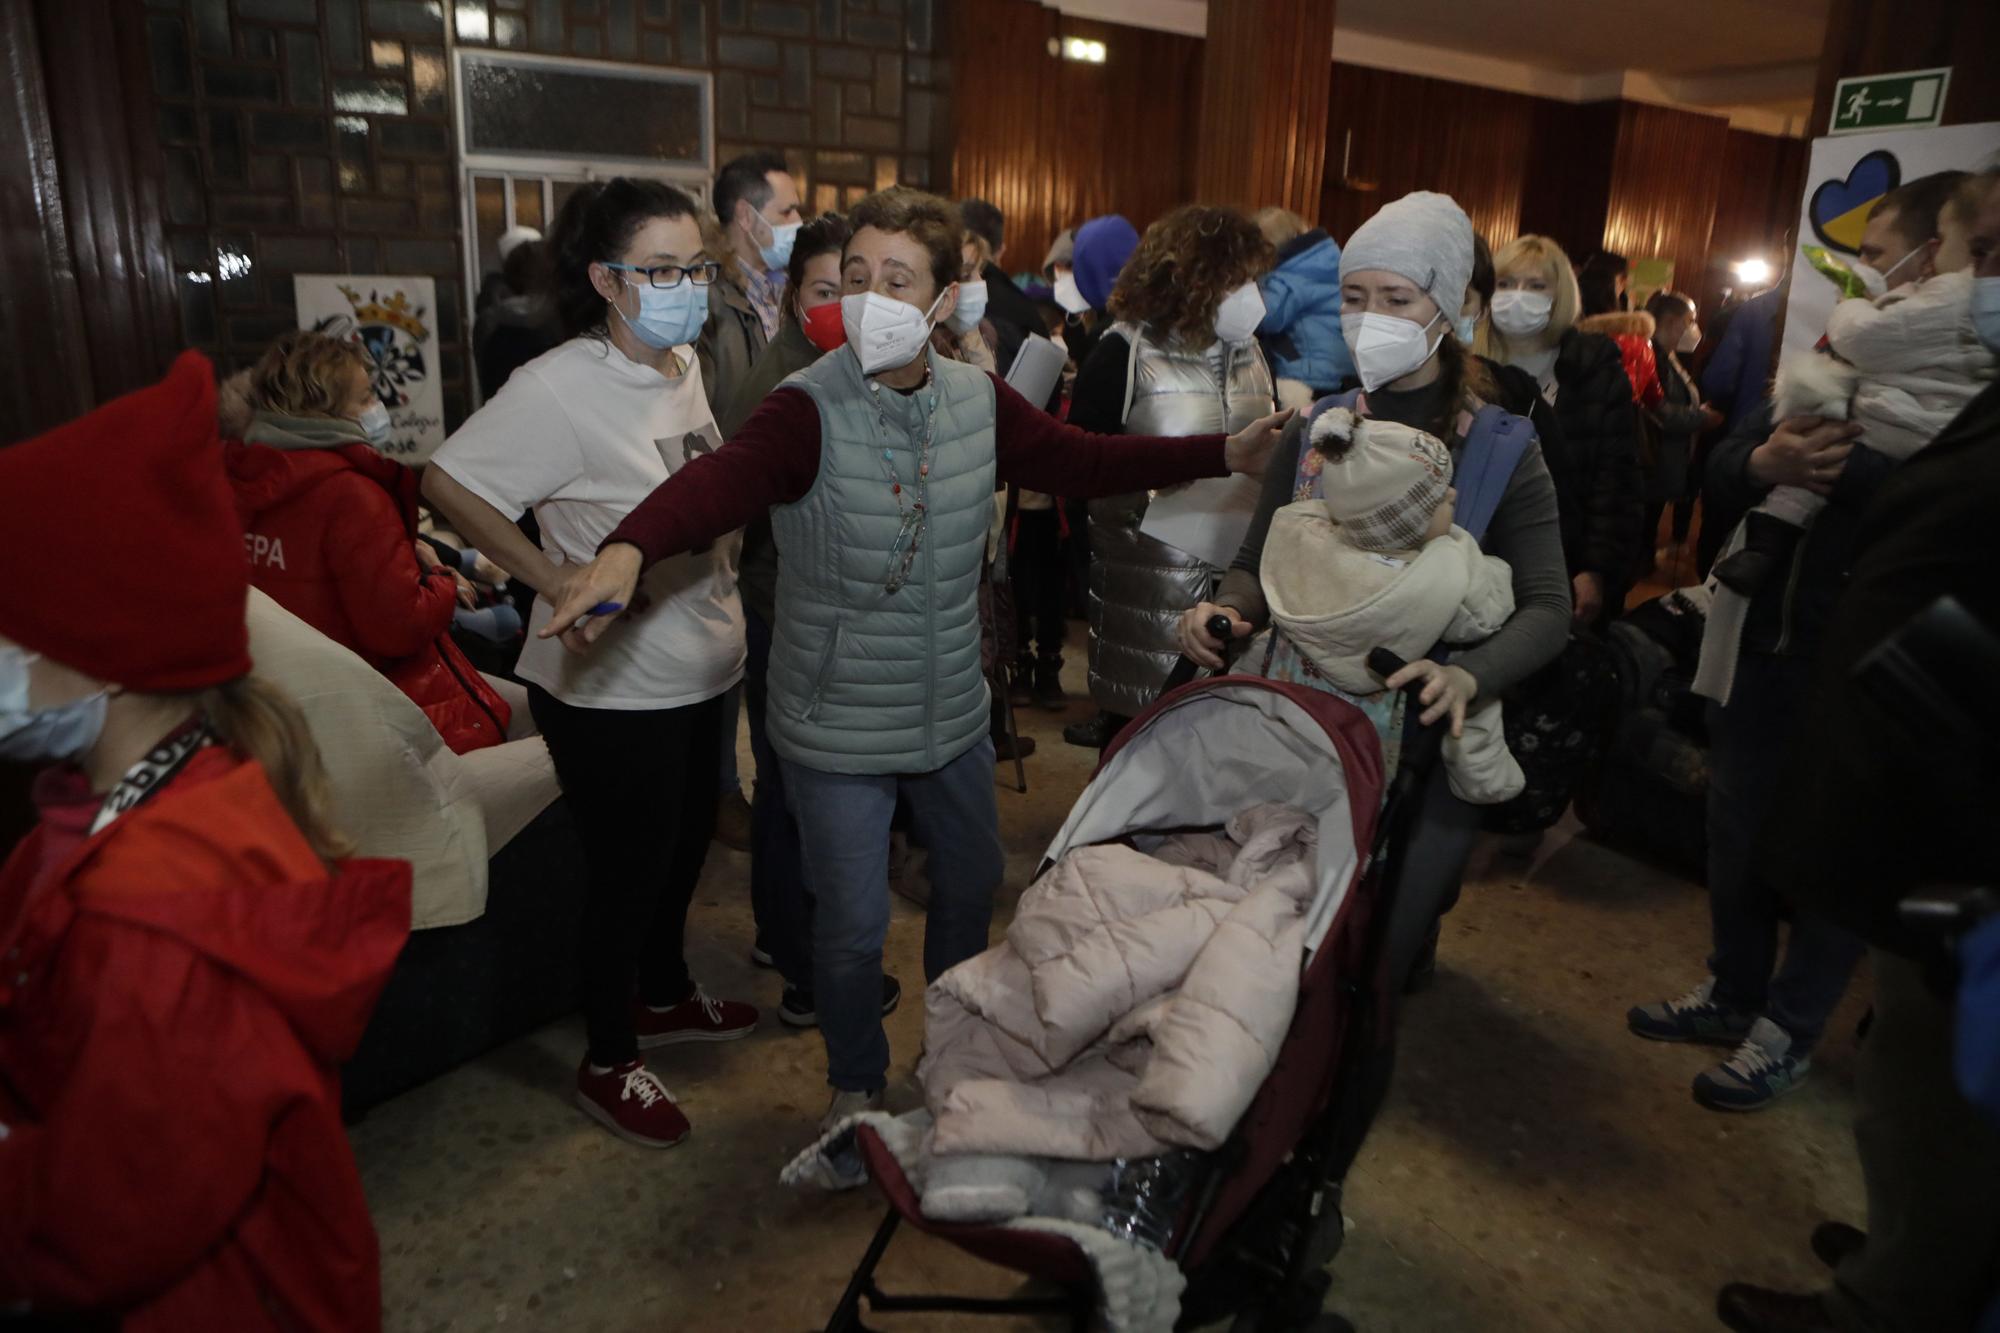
[0,350,411,1331]
[224,331,512,753]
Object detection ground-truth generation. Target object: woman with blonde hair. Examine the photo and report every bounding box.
[1063,203,1278,748]
[224,329,516,754]
[1480,234,1645,627]
[0,353,408,1330]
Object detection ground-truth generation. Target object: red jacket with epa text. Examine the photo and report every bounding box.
[224,439,510,753]
[0,746,411,1331]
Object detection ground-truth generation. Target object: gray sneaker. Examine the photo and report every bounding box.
[1627,976,1758,1046]
[1693,1017,1811,1112]
[820,1086,885,1136]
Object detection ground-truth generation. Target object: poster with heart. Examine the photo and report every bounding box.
[294,274,446,463]
[1783,121,2000,361]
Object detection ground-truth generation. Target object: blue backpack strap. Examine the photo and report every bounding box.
[1451,404,1531,547]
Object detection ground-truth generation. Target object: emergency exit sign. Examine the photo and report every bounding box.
[1829,68,1951,135]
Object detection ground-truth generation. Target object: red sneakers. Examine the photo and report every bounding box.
[633,983,759,1048]
[574,1059,690,1148]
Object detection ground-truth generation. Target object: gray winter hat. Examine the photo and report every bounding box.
[1338,191,1475,320]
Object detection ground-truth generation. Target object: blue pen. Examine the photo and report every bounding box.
[589,601,625,615]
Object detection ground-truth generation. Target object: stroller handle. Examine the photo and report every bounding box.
[1369,646,1450,806]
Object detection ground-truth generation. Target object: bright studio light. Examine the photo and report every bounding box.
[1732,257,1773,286]
[1060,36,1106,63]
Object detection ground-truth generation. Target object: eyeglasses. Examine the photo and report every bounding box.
[603,261,723,289]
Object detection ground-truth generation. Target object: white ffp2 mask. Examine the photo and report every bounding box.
[1490,289,1553,337]
[1213,282,1266,346]
[843,289,948,376]
[1341,309,1445,393]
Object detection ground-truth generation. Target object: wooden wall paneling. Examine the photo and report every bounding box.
[1602,101,1730,309]
[1321,63,1539,248]
[1518,99,1620,263]
[1705,129,1809,313]
[1193,0,1332,216]
[0,1,93,444]
[949,2,1202,275]
[37,0,183,405]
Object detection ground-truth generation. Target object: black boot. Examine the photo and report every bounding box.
[1713,511,1803,596]
[1062,710,1123,749]
[1032,654,1069,711]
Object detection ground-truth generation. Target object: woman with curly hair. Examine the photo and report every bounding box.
[1062,204,1277,748]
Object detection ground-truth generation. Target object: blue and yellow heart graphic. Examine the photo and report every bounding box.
[1807,150,1902,254]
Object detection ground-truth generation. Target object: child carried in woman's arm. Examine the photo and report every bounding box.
[1712,266,1994,595]
[1260,408,1524,804]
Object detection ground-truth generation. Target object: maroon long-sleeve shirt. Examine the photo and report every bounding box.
[604,372,1230,568]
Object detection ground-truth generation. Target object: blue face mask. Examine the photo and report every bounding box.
[760,220,800,272]
[605,270,710,350]
[1455,314,1479,345]
[0,646,108,764]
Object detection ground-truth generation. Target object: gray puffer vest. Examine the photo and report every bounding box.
[1087,324,1272,716]
[766,347,998,774]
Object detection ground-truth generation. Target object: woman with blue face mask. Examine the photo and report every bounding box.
[422,177,759,1151]
[223,331,515,756]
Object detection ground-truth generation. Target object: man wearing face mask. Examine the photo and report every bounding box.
[542,188,1293,1131]
[701,151,804,418]
[223,331,513,755]
[1710,167,2000,1333]
[1849,170,1967,300]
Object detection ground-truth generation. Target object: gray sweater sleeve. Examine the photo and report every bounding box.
[1215,432,1571,698]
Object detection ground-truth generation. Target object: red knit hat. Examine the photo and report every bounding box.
[0,350,252,691]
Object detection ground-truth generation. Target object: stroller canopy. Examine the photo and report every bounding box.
[1043,677,1388,952]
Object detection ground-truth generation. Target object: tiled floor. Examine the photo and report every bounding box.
[352,631,1868,1332]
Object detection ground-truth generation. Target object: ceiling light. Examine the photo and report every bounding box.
[1732,257,1773,286]
[1058,36,1106,64]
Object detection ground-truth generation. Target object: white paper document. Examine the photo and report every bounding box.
[1137,474,1265,570]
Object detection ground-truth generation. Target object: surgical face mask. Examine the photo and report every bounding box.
[1490,289,1553,337]
[801,299,847,352]
[1973,275,2000,355]
[1454,313,1479,345]
[0,647,108,764]
[1850,245,1922,299]
[613,275,709,350]
[1677,323,1702,354]
[1340,309,1445,393]
[842,288,948,376]
[1212,282,1266,346]
[356,401,392,446]
[1053,270,1089,315]
[759,219,800,272]
[946,280,989,335]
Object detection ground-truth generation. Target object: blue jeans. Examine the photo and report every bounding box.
[1705,651,1864,1053]
[744,609,811,988]
[781,737,1005,1092]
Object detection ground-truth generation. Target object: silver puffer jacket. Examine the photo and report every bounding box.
[1087,323,1273,716]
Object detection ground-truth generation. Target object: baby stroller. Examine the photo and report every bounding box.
[821,647,1447,1332]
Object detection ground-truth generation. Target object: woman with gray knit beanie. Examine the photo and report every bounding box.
[1179,190,1571,1001]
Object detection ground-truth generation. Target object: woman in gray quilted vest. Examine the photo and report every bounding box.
[1062,206,1279,750]
[543,188,1293,1132]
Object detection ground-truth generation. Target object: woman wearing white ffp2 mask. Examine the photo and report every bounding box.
[1182,189,1570,1008]
[1482,232,1646,630]
[537,188,1296,1129]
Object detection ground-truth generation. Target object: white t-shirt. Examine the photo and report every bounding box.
[431,337,745,710]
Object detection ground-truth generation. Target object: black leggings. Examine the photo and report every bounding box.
[1012,508,1067,661]
[528,685,722,1066]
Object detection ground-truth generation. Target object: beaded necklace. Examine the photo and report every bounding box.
[868,371,940,594]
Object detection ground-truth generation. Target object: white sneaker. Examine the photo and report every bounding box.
[821,1087,885,1135]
